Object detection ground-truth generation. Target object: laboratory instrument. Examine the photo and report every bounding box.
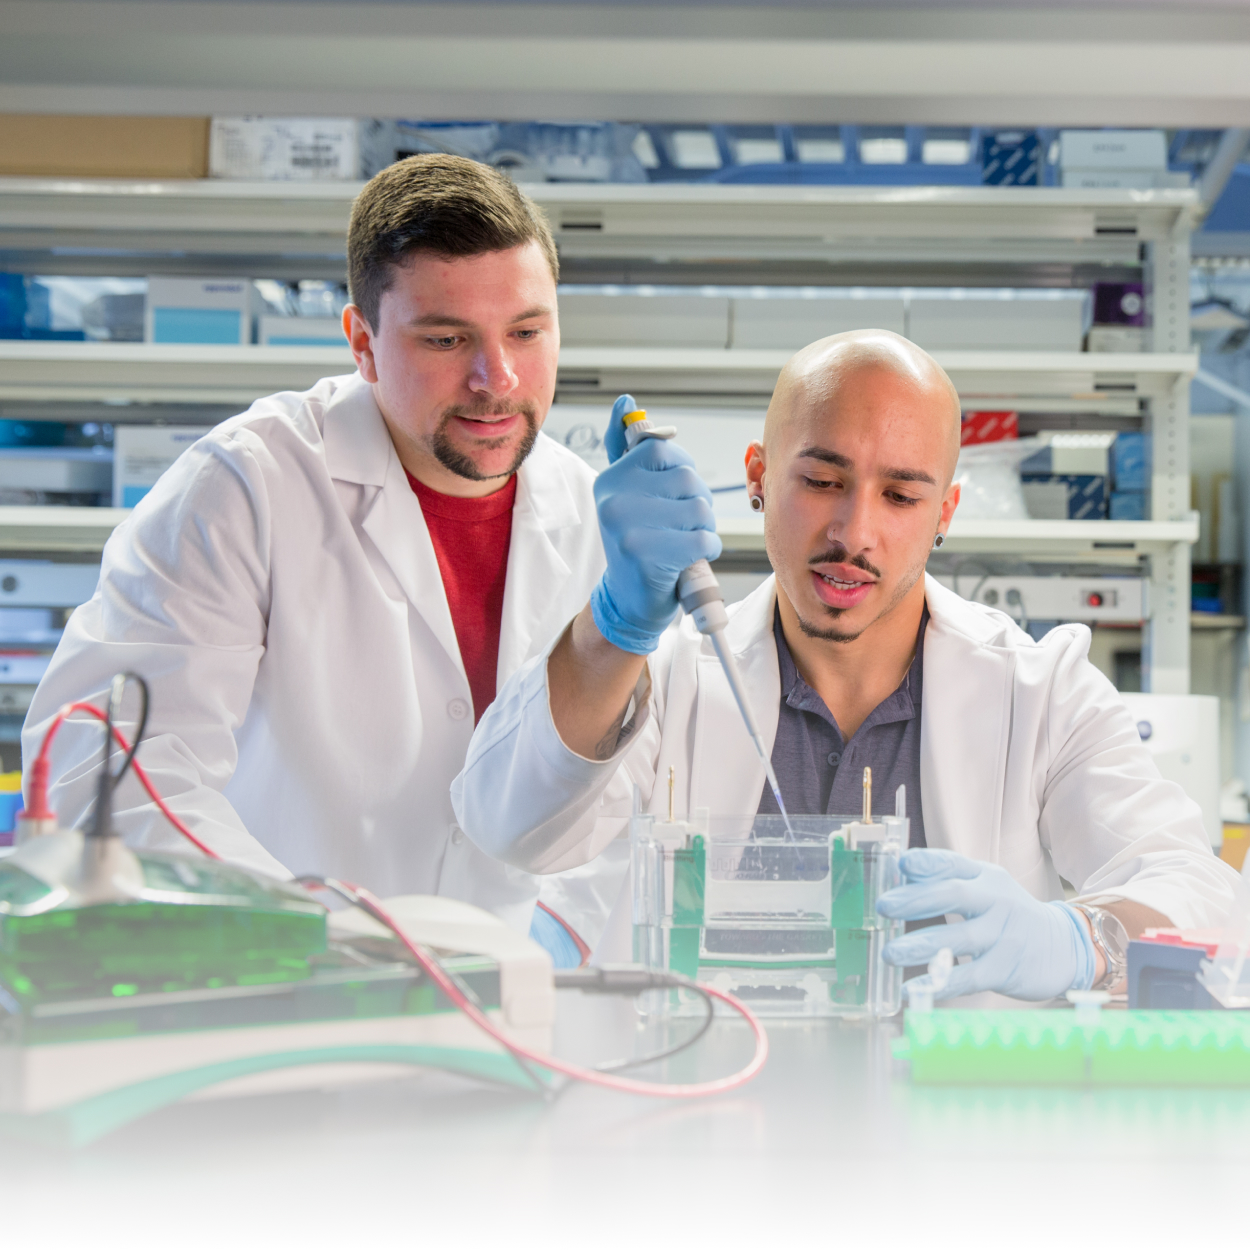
[895,1007,1250,1086]
[631,787,908,1018]
[621,407,793,834]
[1,675,770,1144]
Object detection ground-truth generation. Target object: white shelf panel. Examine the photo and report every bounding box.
[0,179,1196,268]
[0,342,1196,407]
[0,506,130,553]
[557,347,1195,403]
[716,515,1199,556]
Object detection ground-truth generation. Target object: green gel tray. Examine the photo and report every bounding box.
[894,1010,1250,1086]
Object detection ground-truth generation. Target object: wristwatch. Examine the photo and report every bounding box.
[1074,904,1130,992]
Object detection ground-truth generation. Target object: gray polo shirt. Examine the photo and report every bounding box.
[757,604,927,848]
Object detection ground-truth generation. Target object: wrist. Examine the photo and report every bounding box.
[1056,902,1098,993]
[590,578,664,656]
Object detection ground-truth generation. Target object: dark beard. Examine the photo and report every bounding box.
[430,404,540,482]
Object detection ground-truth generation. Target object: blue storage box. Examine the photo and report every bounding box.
[1112,432,1151,492]
[981,132,1041,186]
[1022,473,1107,520]
[1110,491,1147,521]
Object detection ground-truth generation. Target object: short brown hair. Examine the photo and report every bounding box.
[347,154,559,329]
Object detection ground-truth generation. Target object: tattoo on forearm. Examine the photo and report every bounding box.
[594,701,631,761]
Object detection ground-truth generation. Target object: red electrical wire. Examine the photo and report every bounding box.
[311,879,770,1101]
[30,700,768,1098]
[534,899,592,966]
[27,700,219,859]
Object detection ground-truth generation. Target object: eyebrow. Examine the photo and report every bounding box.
[796,445,937,487]
[408,304,554,329]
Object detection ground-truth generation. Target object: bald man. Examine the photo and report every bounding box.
[453,331,1243,1001]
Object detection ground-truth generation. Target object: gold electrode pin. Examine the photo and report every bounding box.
[668,766,675,822]
[862,766,873,824]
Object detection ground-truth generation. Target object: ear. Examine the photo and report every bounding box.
[343,305,378,384]
[939,479,961,532]
[745,441,766,495]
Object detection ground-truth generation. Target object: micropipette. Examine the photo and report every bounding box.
[622,408,795,836]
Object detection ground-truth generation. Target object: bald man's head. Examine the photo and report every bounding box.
[746,328,964,646]
[764,329,962,484]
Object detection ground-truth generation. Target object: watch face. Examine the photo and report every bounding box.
[1100,911,1130,962]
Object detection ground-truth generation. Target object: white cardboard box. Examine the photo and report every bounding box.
[1059,129,1167,170]
[258,316,347,346]
[146,277,251,345]
[731,295,906,349]
[209,117,360,181]
[908,291,1088,352]
[559,293,730,348]
[113,426,213,508]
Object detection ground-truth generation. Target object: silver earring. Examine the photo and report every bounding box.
[933,532,945,549]
[750,494,764,512]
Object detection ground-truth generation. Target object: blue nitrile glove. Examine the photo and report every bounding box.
[528,906,583,969]
[876,848,1096,1001]
[590,393,722,654]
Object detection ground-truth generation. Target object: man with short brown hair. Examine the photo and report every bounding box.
[25,155,604,932]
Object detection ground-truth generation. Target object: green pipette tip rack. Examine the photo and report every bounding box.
[894,1010,1250,1086]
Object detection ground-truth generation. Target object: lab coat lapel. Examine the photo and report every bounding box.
[920,575,1014,861]
[690,579,780,817]
[322,375,464,678]
[496,438,577,680]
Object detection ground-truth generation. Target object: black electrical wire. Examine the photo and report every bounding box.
[90,671,150,839]
[295,874,555,1100]
[553,966,717,1073]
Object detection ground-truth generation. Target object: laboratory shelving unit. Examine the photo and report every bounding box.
[0,177,1199,691]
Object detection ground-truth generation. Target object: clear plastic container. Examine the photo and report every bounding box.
[631,813,906,1018]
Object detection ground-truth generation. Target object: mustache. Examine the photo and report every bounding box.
[807,545,882,579]
[440,400,539,422]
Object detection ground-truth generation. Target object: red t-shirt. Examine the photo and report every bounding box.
[407,471,517,724]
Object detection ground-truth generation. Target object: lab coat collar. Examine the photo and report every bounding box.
[320,371,392,488]
[919,572,1015,862]
[496,435,583,679]
[702,573,1015,859]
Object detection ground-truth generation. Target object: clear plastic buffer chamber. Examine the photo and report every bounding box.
[632,801,907,1019]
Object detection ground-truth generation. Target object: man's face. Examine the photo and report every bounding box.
[752,366,960,642]
[344,241,559,493]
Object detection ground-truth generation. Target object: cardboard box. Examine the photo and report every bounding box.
[258,316,346,347]
[1059,129,1166,170]
[559,293,730,348]
[1112,432,1151,492]
[113,426,212,508]
[908,291,1087,352]
[146,277,251,345]
[1021,474,1107,520]
[0,115,209,178]
[209,118,360,181]
[1021,433,1113,477]
[1087,326,1145,353]
[960,411,1018,445]
[731,295,905,349]
[1110,491,1147,521]
[981,132,1041,186]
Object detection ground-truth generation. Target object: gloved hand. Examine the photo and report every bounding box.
[528,906,583,969]
[876,848,1096,1001]
[590,393,722,654]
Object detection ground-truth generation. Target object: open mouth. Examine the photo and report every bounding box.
[810,566,876,609]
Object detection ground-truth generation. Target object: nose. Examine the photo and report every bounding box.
[468,339,519,399]
[825,481,877,556]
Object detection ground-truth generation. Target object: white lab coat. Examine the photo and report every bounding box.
[23,372,605,932]
[454,574,1244,954]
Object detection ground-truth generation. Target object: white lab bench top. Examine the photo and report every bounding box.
[1,994,1245,1246]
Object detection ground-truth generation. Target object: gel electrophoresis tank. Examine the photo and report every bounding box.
[632,813,906,1018]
